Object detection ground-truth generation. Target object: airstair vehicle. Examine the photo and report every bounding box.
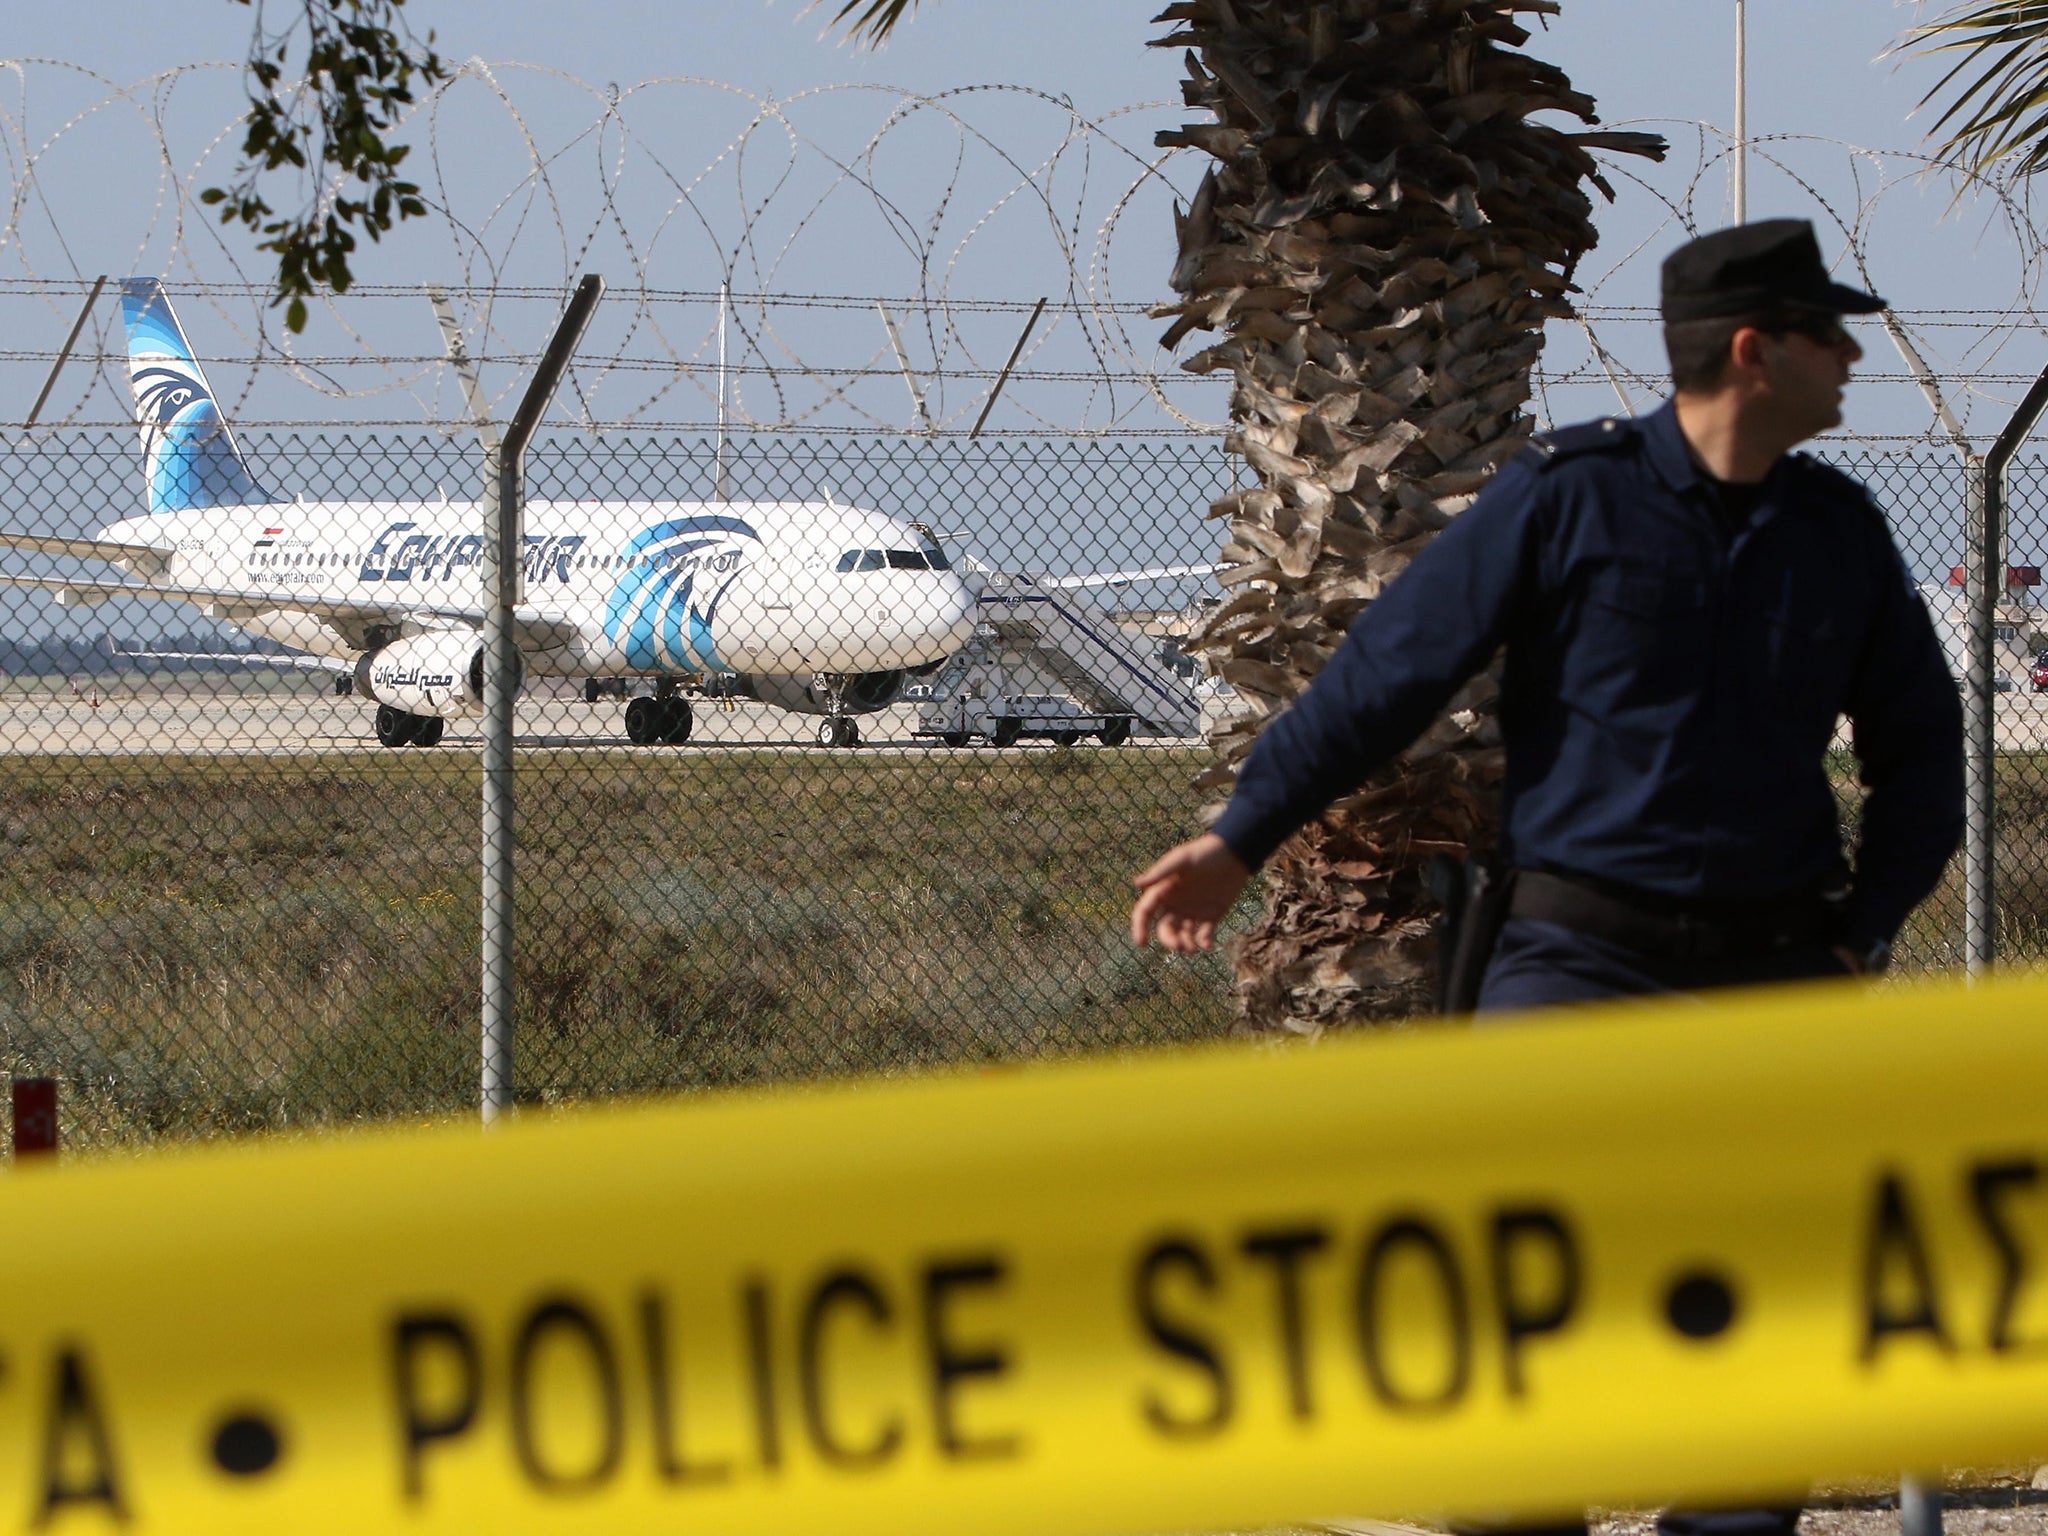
[910,572,1201,747]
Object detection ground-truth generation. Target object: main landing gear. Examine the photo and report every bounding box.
[374,705,445,748]
[624,681,693,746]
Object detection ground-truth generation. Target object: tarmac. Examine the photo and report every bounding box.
[2,678,2040,758]
[0,680,1239,756]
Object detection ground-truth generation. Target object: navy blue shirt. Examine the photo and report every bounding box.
[1210,400,1965,947]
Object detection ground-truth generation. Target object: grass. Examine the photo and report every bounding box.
[3,742,2034,1151]
[1830,747,2048,972]
[0,747,1237,1147]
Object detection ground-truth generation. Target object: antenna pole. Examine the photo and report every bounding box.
[715,282,731,500]
[1733,0,1747,223]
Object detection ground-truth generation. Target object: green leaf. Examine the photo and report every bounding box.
[1900,2,2048,177]
[200,0,448,318]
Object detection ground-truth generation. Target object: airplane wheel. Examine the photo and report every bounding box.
[335,674,353,697]
[845,719,862,747]
[659,698,693,744]
[990,718,1021,749]
[625,696,661,744]
[1053,731,1080,746]
[939,731,969,748]
[583,678,605,704]
[410,715,445,747]
[816,718,840,748]
[375,704,414,748]
[1098,717,1132,747]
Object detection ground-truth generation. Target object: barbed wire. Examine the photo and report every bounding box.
[0,60,2041,450]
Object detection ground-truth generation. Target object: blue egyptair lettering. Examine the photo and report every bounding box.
[518,534,585,585]
[390,535,431,581]
[361,521,417,582]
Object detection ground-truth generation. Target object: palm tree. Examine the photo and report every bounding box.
[1150,1,1659,1032]
[833,0,1662,1033]
[1897,2,2048,177]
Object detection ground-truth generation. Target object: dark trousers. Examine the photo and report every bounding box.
[1478,918,1849,1011]
[1469,918,1833,1536]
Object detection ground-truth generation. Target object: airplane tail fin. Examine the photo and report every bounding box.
[119,278,274,514]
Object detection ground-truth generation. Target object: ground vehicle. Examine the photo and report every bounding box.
[2032,650,2048,692]
[913,692,1133,747]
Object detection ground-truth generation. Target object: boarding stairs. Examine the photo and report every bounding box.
[914,572,1201,740]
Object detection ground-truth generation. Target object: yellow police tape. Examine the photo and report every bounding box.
[3,973,2047,1535]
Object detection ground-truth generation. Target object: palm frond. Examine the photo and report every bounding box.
[806,0,924,46]
[1899,2,2048,176]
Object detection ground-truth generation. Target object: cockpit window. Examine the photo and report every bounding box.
[837,546,951,573]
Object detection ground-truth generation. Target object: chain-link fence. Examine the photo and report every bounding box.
[0,429,2032,1147]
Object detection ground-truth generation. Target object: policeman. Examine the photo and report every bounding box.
[1131,219,1965,1009]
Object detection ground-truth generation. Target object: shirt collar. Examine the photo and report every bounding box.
[1641,397,1702,494]
[1641,395,1794,498]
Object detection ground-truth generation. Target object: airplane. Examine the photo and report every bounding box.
[0,278,980,748]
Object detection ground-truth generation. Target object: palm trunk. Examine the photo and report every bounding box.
[1151,0,1662,1034]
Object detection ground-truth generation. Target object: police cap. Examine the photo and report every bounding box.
[1660,218,1885,322]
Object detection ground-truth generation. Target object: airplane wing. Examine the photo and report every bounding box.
[0,532,176,576]
[113,647,350,674]
[1038,563,1220,591]
[0,573,581,652]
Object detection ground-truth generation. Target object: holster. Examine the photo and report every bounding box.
[1426,851,1516,1015]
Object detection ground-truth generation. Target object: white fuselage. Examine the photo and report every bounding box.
[103,497,978,682]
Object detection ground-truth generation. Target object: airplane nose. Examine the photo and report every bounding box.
[917,572,978,662]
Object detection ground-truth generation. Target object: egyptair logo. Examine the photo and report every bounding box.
[132,364,210,427]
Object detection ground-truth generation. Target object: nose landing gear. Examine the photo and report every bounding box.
[810,673,865,749]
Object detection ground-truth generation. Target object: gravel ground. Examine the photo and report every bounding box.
[1314,1482,2048,1536]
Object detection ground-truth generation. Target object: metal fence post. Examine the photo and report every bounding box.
[1887,320,2048,972]
[1900,1476,1942,1536]
[1961,457,1996,974]
[1974,364,2048,975]
[479,275,605,1125]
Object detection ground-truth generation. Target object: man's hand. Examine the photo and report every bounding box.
[1131,833,1253,953]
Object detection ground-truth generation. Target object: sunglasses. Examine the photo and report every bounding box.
[1760,312,1853,348]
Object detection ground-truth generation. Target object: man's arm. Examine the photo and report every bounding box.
[1132,460,1544,949]
[1840,537,1966,948]
[1205,459,1544,868]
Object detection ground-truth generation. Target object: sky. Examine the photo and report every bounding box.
[0,2,2039,447]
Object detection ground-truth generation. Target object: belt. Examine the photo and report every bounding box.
[1507,869,1845,963]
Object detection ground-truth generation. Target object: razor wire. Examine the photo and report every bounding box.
[0,60,2046,451]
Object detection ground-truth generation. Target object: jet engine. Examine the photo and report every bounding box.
[353,632,524,717]
[743,670,906,715]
